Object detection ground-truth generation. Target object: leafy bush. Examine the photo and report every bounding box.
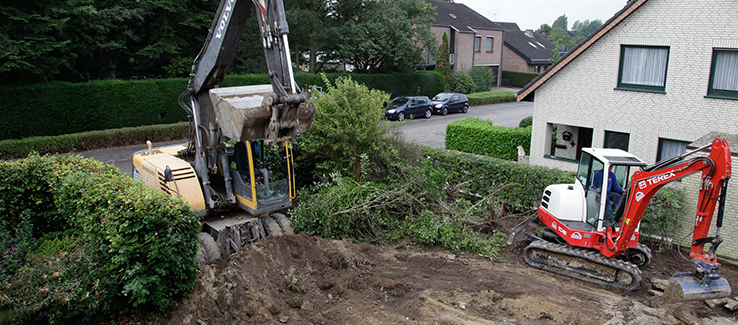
[519,116,533,128]
[448,70,476,94]
[446,118,531,161]
[0,122,189,159]
[640,187,686,250]
[501,70,539,87]
[297,75,396,183]
[421,146,575,212]
[0,155,200,323]
[466,91,516,106]
[469,66,497,92]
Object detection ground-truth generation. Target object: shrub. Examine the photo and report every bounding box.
[448,70,476,94]
[446,118,531,161]
[466,91,516,106]
[469,66,497,92]
[421,146,575,212]
[501,70,539,87]
[519,116,533,128]
[0,155,200,323]
[297,75,396,183]
[640,187,686,250]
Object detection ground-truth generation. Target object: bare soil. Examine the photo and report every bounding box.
[163,219,738,325]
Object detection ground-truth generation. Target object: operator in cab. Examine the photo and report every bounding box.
[592,165,623,213]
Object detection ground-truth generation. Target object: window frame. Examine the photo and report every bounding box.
[486,36,494,52]
[474,36,481,52]
[603,131,630,151]
[656,138,689,162]
[706,48,738,100]
[615,45,670,94]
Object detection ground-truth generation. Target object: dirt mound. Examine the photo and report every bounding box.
[164,232,738,325]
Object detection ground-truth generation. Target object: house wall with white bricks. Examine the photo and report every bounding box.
[527,0,738,260]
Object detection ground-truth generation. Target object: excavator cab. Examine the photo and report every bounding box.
[576,151,639,230]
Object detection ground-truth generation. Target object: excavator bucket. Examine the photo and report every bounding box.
[210,85,316,144]
[662,272,732,302]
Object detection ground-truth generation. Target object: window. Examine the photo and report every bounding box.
[474,36,481,52]
[657,138,688,161]
[604,131,629,151]
[617,45,669,93]
[486,37,494,52]
[544,124,593,163]
[707,49,738,100]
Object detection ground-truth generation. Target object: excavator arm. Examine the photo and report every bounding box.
[182,0,316,211]
[613,138,732,301]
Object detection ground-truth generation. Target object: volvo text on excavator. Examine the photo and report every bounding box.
[510,138,732,302]
[131,0,316,264]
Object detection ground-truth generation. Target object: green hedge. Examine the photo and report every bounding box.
[0,72,444,141]
[501,70,539,88]
[0,155,200,323]
[421,146,575,211]
[0,122,189,160]
[446,118,531,160]
[467,91,516,106]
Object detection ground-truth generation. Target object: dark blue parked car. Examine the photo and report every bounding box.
[384,96,433,121]
[431,92,469,115]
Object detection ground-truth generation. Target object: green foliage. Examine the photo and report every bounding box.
[290,163,506,260]
[448,70,476,94]
[469,66,496,93]
[422,147,575,212]
[446,118,531,161]
[466,91,516,106]
[325,0,437,73]
[297,75,394,182]
[0,72,443,141]
[518,116,533,128]
[0,122,189,160]
[570,19,603,44]
[0,155,200,323]
[436,32,451,90]
[640,187,686,250]
[501,70,539,88]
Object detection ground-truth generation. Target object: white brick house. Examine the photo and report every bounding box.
[517,0,738,260]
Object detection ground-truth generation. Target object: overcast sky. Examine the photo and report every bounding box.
[453,0,629,31]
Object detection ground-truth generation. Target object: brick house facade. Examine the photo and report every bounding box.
[517,0,738,260]
[425,0,503,86]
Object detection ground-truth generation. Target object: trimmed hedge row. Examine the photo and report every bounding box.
[446,118,531,161]
[0,122,190,160]
[501,70,539,88]
[467,91,516,106]
[0,155,200,323]
[0,72,443,141]
[422,146,575,211]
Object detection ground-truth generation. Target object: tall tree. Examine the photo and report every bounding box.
[285,0,328,73]
[436,32,450,91]
[325,0,436,73]
[551,14,568,31]
[570,19,603,43]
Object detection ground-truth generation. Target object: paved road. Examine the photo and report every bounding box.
[80,101,533,175]
[395,101,533,148]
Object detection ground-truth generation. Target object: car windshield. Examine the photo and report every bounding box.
[391,97,409,105]
[432,94,451,101]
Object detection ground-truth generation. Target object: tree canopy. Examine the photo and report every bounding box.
[0,0,437,85]
[536,14,603,63]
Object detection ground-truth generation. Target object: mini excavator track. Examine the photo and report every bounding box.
[524,240,642,291]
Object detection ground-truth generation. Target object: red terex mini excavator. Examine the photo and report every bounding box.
[510,138,732,302]
[132,0,316,264]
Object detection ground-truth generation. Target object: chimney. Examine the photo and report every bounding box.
[525,29,534,36]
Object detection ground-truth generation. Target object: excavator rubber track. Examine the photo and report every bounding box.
[524,239,641,291]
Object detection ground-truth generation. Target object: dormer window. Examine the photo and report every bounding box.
[449,13,457,19]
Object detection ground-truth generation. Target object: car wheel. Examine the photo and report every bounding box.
[398,112,405,121]
[462,105,469,113]
[442,107,448,116]
[425,109,432,119]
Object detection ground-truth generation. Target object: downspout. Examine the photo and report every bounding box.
[499,30,504,87]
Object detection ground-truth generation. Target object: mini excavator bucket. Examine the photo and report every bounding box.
[662,269,732,302]
[210,85,316,145]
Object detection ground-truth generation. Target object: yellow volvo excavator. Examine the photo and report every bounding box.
[132,0,316,264]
